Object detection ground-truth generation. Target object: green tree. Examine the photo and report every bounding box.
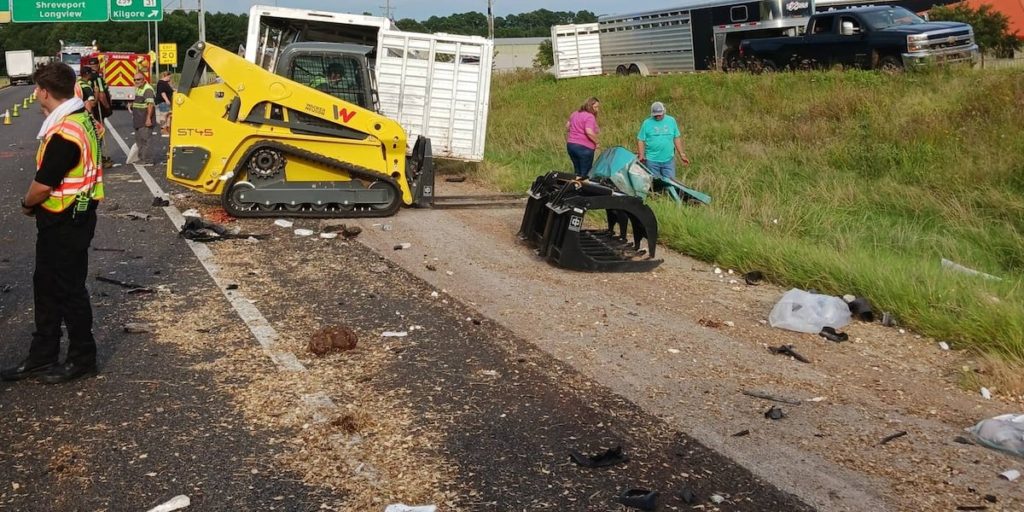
[534,38,553,69]
[929,3,1021,58]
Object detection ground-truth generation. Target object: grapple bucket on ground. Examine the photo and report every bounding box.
[518,172,663,272]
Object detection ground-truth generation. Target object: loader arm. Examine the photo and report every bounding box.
[169,41,422,217]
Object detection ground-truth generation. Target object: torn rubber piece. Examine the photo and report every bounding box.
[769,344,811,363]
[617,489,659,511]
[676,487,698,504]
[569,445,628,468]
[743,270,764,285]
[819,326,849,342]
[847,297,875,322]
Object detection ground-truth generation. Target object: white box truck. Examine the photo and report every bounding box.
[244,5,493,162]
[5,50,35,84]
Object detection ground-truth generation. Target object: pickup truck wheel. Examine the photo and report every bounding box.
[878,55,903,73]
[616,65,628,76]
[760,59,778,74]
[628,64,641,75]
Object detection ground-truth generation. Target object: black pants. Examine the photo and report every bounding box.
[28,211,97,365]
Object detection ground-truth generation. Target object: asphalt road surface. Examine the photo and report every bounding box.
[0,84,813,511]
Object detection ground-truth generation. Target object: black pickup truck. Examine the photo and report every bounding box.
[739,6,979,71]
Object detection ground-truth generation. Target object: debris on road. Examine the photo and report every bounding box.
[846,297,875,322]
[967,413,1024,457]
[342,225,362,238]
[743,270,764,285]
[1000,469,1020,482]
[394,243,412,250]
[294,229,315,237]
[942,258,1001,281]
[939,341,951,351]
[1,284,12,293]
[698,318,723,328]
[879,431,908,445]
[445,176,467,183]
[117,211,152,221]
[274,219,294,228]
[308,325,359,356]
[819,326,849,343]
[881,311,897,327]
[320,232,339,239]
[425,263,437,271]
[980,387,992,400]
[151,197,170,207]
[743,389,802,405]
[617,488,658,511]
[568,445,628,468]
[96,275,153,293]
[180,217,267,243]
[381,331,408,338]
[768,344,811,364]
[710,494,726,504]
[384,505,437,512]
[764,406,786,420]
[145,495,191,512]
[769,289,851,334]
[732,429,751,437]
[123,323,155,334]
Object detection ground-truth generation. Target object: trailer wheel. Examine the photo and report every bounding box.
[616,65,628,76]
[878,55,903,73]
[628,64,641,75]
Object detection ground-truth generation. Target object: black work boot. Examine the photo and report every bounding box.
[39,360,98,384]
[0,359,56,381]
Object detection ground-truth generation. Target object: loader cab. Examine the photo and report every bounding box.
[275,42,377,111]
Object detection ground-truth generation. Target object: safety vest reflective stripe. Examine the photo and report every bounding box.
[132,83,155,109]
[34,112,105,213]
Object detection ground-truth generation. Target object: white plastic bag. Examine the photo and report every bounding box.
[768,288,851,334]
[627,163,653,199]
[967,413,1024,458]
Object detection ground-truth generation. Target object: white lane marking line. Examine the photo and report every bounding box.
[105,120,306,373]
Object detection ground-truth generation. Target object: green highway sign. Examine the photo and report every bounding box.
[111,0,162,21]
[11,0,109,22]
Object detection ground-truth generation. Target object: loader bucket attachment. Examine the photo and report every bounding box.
[518,172,663,272]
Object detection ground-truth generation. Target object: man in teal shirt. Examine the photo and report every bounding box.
[637,101,690,180]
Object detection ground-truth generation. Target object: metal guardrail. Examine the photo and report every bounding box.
[981,56,1024,69]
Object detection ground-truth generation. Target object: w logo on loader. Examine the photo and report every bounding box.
[333,105,357,123]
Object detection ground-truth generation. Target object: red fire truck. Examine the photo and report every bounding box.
[81,52,152,104]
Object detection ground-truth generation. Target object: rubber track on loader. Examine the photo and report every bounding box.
[222,140,403,219]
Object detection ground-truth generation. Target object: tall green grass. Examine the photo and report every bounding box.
[483,69,1024,361]
[0,77,10,88]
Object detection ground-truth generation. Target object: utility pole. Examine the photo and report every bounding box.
[487,0,494,40]
[381,0,392,19]
[155,19,160,75]
[198,0,206,42]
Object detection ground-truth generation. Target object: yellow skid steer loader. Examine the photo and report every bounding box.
[167,42,433,217]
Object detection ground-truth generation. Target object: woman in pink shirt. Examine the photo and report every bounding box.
[565,97,600,178]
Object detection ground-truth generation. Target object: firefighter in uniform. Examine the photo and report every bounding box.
[1,62,104,384]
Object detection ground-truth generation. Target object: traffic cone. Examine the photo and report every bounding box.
[3,111,10,126]
[12,105,19,117]
[22,97,28,108]
[31,92,36,102]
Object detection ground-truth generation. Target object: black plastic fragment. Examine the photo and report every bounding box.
[569,445,629,468]
[819,326,849,343]
[617,488,659,511]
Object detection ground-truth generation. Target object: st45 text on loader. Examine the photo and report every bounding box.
[167,42,434,218]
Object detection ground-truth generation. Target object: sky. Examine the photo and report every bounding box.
[195,0,688,19]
